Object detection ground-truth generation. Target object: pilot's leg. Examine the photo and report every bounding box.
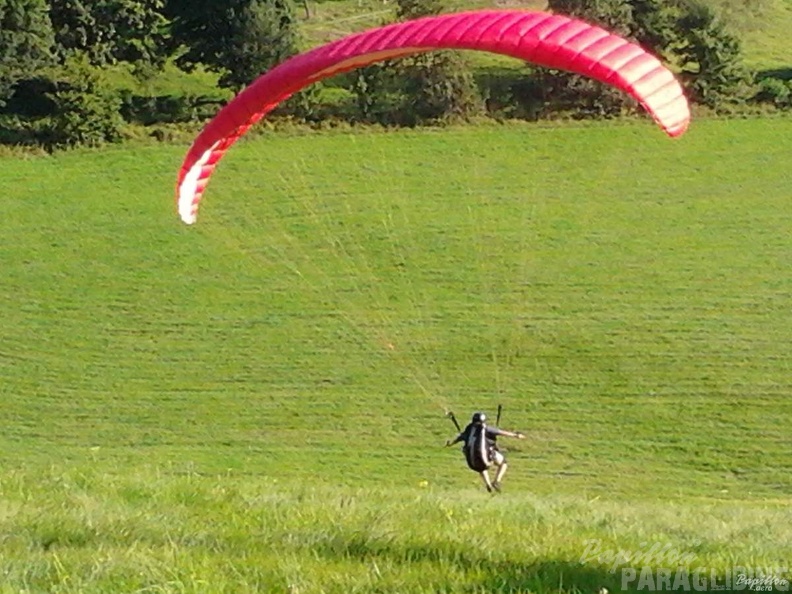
[492,450,507,491]
[479,470,494,493]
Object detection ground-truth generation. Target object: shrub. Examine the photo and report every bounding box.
[348,0,483,126]
[45,55,124,148]
[754,77,792,109]
[542,0,753,113]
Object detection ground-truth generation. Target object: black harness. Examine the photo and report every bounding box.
[463,423,494,472]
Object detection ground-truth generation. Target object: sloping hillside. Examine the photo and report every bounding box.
[299,0,790,71]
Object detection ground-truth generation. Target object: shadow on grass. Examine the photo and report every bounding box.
[758,67,792,81]
[315,535,642,593]
[316,535,756,594]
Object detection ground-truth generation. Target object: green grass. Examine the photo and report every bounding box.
[1,466,789,593]
[300,0,791,72]
[102,60,226,99]
[707,0,792,71]
[300,0,548,46]
[1,117,791,592]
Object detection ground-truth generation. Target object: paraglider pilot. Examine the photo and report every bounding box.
[446,411,525,493]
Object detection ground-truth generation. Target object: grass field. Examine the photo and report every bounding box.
[298,0,792,71]
[707,0,792,71]
[1,116,791,592]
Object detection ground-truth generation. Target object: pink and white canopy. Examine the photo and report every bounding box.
[176,9,690,224]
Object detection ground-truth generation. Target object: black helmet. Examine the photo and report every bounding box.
[471,411,486,424]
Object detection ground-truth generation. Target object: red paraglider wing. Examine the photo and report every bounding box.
[177,10,690,224]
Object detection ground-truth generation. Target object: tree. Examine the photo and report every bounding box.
[547,0,633,36]
[394,0,443,19]
[672,1,751,107]
[536,0,636,119]
[49,0,168,68]
[630,0,683,60]
[166,0,300,92]
[351,0,483,125]
[397,53,483,124]
[0,0,55,106]
[542,0,752,113]
[46,53,124,148]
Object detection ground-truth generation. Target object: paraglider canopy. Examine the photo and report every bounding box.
[176,9,691,225]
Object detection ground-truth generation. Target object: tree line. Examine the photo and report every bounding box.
[0,0,789,149]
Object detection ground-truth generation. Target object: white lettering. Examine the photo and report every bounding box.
[580,539,602,565]
[672,568,691,591]
[656,568,672,590]
[638,567,656,591]
[622,567,637,589]
[733,567,749,591]
[693,568,708,591]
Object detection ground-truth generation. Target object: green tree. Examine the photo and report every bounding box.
[548,0,633,35]
[542,0,751,113]
[351,0,482,125]
[398,53,483,124]
[629,0,752,107]
[0,0,55,106]
[630,0,683,59]
[754,76,792,110]
[45,53,124,148]
[166,0,300,92]
[394,0,443,19]
[49,0,168,68]
[672,1,751,107]
[535,0,636,119]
